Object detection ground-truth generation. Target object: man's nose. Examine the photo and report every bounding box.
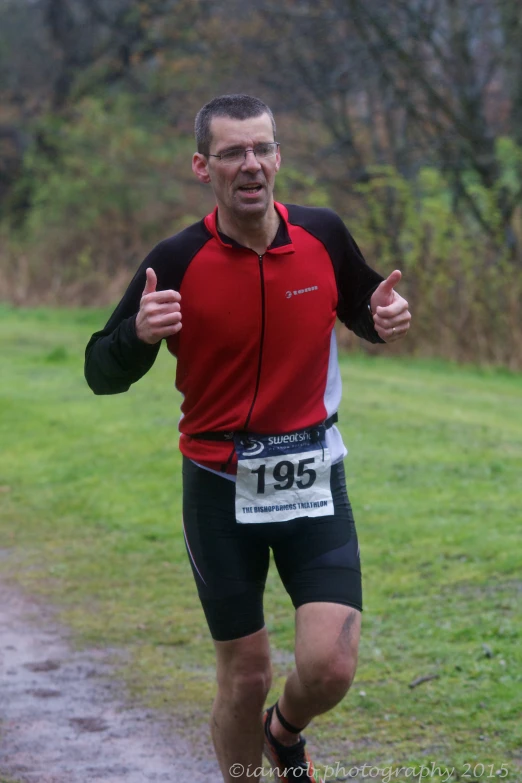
[241,149,262,171]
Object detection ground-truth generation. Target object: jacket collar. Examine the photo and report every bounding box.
[203,202,295,255]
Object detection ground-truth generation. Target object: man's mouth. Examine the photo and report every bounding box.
[237,184,263,194]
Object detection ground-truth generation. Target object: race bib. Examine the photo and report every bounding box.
[235,427,333,524]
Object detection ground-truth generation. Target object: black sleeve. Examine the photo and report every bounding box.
[85,220,211,395]
[84,243,165,395]
[285,205,385,344]
[335,224,385,344]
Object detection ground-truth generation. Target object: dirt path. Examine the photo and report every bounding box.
[0,582,222,782]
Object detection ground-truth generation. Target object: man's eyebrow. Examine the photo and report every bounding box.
[217,144,245,153]
[216,141,273,153]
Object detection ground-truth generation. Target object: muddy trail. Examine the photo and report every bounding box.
[0,582,222,783]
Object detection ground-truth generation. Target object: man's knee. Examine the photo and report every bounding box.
[215,632,273,708]
[297,653,356,702]
[294,603,360,704]
[217,663,272,707]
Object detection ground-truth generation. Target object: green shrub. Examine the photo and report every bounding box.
[346,163,522,368]
[0,96,194,303]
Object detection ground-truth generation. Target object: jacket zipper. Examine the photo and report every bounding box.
[221,253,266,471]
[243,253,266,431]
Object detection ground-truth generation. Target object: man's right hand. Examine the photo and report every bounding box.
[135,267,182,344]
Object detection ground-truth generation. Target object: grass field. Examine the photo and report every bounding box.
[1,304,521,782]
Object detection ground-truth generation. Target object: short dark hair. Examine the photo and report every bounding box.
[195,94,276,155]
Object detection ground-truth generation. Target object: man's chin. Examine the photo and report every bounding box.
[233,200,269,219]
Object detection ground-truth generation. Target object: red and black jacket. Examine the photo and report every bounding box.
[85,203,384,471]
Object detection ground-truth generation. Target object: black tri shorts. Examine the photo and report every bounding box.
[181,457,362,642]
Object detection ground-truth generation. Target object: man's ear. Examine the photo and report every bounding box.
[192,153,211,184]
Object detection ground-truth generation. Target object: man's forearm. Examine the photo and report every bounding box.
[84,315,160,395]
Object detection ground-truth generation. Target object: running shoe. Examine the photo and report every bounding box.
[263,704,324,783]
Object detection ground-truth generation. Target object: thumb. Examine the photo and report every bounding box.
[143,267,157,295]
[381,269,402,296]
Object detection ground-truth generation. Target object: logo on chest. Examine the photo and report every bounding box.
[285,285,319,299]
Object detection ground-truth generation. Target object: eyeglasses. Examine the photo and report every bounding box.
[208,142,280,165]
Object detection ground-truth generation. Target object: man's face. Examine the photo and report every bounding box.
[192,113,280,222]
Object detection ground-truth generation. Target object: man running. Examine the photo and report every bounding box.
[85,94,411,782]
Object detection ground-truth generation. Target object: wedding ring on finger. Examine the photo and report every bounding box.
[392,327,396,337]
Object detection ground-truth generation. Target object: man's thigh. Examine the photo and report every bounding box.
[272,460,363,613]
[182,457,271,642]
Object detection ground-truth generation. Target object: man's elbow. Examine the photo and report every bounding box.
[84,369,130,396]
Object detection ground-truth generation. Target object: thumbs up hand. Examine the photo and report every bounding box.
[136,267,182,344]
[370,270,411,343]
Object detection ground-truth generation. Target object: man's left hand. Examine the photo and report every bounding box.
[370,270,411,343]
